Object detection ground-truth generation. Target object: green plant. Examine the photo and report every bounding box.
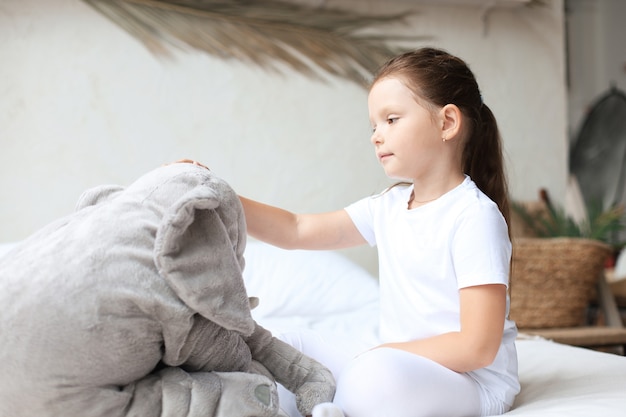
[512,196,626,248]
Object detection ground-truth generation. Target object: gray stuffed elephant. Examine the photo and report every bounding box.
[0,162,335,417]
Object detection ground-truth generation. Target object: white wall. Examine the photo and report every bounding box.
[0,0,566,274]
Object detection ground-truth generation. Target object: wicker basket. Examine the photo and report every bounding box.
[510,237,612,329]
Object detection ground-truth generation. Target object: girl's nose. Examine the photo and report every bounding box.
[371,131,383,145]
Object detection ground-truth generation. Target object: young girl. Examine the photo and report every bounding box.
[240,47,520,417]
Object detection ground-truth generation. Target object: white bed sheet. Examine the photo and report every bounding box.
[242,241,626,417]
[510,338,626,416]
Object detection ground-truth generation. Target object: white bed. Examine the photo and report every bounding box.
[242,241,626,417]
[1,240,625,416]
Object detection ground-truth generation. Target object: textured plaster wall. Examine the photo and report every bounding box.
[0,0,566,274]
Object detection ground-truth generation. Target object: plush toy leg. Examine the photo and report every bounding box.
[311,403,346,417]
[246,323,336,417]
[122,367,279,417]
[249,360,293,417]
[213,371,280,417]
[123,367,224,417]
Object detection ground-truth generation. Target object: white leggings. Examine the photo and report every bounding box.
[278,331,488,417]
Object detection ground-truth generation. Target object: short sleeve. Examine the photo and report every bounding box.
[344,197,377,247]
[452,200,511,289]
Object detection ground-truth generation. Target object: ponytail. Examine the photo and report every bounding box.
[464,103,511,231]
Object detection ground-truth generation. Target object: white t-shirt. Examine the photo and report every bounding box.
[344,176,520,407]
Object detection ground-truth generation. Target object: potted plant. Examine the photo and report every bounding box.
[509,189,625,329]
[512,189,625,251]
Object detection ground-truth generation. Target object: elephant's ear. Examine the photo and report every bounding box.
[154,185,254,336]
[75,184,125,211]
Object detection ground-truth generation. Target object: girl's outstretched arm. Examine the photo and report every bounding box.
[377,283,507,373]
[239,197,366,250]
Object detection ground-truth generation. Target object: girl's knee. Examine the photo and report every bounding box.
[333,348,481,417]
[333,348,408,414]
[338,348,402,383]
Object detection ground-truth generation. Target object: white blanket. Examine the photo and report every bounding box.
[243,241,626,417]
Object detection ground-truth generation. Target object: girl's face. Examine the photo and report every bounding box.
[368,77,444,181]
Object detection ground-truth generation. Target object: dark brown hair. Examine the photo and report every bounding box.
[372,47,510,228]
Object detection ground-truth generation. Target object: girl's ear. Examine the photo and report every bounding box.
[439,104,463,141]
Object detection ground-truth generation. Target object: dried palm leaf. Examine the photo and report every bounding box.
[82,0,418,86]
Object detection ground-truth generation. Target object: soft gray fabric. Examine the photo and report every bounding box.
[0,163,334,417]
[246,323,337,417]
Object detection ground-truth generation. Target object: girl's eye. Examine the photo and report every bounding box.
[387,117,398,124]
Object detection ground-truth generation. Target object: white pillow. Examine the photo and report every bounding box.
[0,242,17,259]
[242,240,379,319]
